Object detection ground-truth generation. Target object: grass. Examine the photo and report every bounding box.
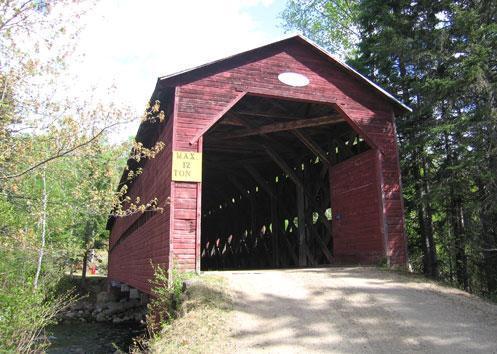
[148,274,233,354]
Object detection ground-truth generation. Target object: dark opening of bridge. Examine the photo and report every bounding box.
[200,95,371,270]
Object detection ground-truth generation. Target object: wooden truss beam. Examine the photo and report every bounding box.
[222,115,343,139]
[243,164,277,199]
[243,164,280,266]
[234,110,302,120]
[262,142,334,264]
[292,130,332,166]
[218,115,247,126]
[262,142,304,189]
[261,142,333,264]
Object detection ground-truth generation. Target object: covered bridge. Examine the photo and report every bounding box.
[107,35,410,294]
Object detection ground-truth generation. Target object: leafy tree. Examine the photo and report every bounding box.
[0,1,167,350]
[281,0,360,56]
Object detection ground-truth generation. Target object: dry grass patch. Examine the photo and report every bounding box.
[150,274,233,354]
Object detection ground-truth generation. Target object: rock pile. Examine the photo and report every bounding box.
[59,291,147,324]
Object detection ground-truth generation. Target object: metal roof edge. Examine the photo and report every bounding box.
[158,33,299,82]
[293,34,412,113]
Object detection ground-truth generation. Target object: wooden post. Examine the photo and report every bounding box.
[262,140,336,266]
[244,164,279,267]
[297,184,306,266]
[270,193,279,267]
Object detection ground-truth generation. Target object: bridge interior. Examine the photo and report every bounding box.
[200,95,371,270]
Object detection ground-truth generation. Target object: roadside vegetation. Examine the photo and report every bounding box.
[0,246,76,352]
[139,267,233,354]
[0,1,164,351]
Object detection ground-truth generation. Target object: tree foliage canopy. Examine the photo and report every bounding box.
[0,1,168,350]
[282,0,497,297]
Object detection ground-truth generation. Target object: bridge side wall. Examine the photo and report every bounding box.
[330,149,387,264]
[108,105,174,294]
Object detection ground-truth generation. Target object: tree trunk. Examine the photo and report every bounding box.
[481,223,497,294]
[478,177,497,294]
[444,132,469,290]
[81,249,88,286]
[81,220,93,286]
[415,151,438,277]
[450,197,468,290]
[34,169,47,289]
[417,199,437,277]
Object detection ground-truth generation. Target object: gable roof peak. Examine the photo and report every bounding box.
[158,34,411,113]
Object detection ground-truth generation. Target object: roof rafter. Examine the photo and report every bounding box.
[219,115,344,139]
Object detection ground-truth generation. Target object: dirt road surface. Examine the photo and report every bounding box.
[219,267,497,353]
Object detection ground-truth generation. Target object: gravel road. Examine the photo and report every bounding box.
[219,267,497,354]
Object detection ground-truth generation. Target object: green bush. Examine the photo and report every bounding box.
[0,246,74,352]
[146,264,194,335]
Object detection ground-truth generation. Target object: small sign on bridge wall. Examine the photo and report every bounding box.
[172,150,202,182]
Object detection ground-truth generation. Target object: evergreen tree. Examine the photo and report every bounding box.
[282,0,497,296]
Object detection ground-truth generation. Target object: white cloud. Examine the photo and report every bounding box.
[70,0,282,111]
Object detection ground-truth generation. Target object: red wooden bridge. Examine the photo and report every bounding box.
[107,35,410,294]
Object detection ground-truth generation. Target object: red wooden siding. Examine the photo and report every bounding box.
[108,37,408,294]
[171,40,407,268]
[330,149,386,263]
[108,112,174,293]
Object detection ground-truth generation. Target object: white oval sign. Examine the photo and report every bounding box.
[278,72,310,87]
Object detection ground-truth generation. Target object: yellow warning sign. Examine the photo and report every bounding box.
[172,150,202,182]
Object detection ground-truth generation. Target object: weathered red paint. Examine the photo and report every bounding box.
[330,149,386,264]
[108,36,409,293]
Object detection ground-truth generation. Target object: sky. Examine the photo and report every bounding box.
[68,0,290,139]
